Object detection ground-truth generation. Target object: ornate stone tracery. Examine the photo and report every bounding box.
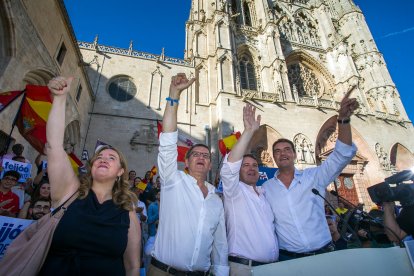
[287,63,321,97]
[375,143,391,171]
[293,133,315,164]
[278,9,321,48]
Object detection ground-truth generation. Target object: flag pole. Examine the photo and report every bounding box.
[1,90,26,157]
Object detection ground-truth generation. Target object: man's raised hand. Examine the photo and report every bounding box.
[169,73,196,98]
[243,103,261,132]
[338,85,359,120]
[47,76,74,97]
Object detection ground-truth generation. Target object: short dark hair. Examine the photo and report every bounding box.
[12,144,24,155]
[242,154,259,163]
[29,197,51,209]
[3,170,20,180]
[185,144,211,160]
[272,138,296,153]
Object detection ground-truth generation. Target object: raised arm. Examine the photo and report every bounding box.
[162,73,196,132]
[337,85,359,145]
[158,74,195,183]
[46,77,80,206]
[227,103,261,162]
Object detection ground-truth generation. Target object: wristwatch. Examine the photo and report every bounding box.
[337,118,350,124]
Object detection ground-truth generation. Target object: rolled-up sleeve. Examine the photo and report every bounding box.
[158,131,179,186]
[315,140,357,189]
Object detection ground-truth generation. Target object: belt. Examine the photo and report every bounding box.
[228,256,269,267]
[150,258,209,276]
[279,242,335,258]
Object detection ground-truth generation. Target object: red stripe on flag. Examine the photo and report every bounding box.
[16,85,52,153]
[0,90,24,113]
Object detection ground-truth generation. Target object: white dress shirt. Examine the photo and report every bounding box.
[263,140,357,253]
[220,155,278,262]
[154,131,229,276]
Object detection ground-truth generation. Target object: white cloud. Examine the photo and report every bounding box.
[381,27,414,39]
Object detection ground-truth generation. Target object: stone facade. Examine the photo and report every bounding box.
[79,0,414,209]
[1,0,413,208]
[0,0,93,169]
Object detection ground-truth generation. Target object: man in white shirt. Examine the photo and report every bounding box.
[220,104,278,276]
[263,86,359,261]
[149,73,229,276]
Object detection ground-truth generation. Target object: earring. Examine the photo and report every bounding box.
[117,176,120,183]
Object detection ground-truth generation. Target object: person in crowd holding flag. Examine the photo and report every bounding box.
[220,103,278,275]
[0,170,21,217]
[149,73,228,276]
[38,77,140,275]
[262,86,359,261]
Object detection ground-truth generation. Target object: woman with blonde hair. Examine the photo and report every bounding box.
[38,77,141,275]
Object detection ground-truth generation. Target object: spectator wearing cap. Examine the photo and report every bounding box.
[0,170,21,217]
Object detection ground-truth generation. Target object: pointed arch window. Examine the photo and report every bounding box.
[231,0,238,15]
[243,2,252,26]
[287,63,321,97]
[239,55,257,90]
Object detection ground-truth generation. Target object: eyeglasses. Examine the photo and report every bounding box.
[3,176,18,182]
[33,205,51,211]
[190,151,211,159]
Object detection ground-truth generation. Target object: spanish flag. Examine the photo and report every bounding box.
[16,85,52,154]
[218,131,241,156]
[68,152,84,175]
[136,178,148,191]
[0,90,24,113]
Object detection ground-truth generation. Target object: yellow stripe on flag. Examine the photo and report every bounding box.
[222,135,238,149]
[27,98,52,122]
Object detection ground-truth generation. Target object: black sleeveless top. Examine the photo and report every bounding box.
[39,190,130,276]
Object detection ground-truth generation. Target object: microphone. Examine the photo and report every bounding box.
[311,188,359,243]
[312,189,344,218]
[330,190,361,210]
[329,190,403,245]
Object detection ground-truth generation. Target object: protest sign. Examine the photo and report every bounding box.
[0,216,34,260]
[257,166,278,186]
[1,159,32,182]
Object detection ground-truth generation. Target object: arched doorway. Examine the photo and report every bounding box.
[315,116,377,210]
[390,143,414,171]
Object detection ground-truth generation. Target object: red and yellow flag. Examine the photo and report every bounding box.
[0,90,24,113]
[68,152,84,175]
[218,131,241,156]
[16,85,52,154]
[149,165,157,179]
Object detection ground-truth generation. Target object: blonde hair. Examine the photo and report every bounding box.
[78,145,137,211]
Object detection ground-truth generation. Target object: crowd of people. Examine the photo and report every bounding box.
[0,73,412,275]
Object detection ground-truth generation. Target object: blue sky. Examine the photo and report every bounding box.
[64,0,413,122]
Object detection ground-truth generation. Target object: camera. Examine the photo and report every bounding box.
[367,169,414,207]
